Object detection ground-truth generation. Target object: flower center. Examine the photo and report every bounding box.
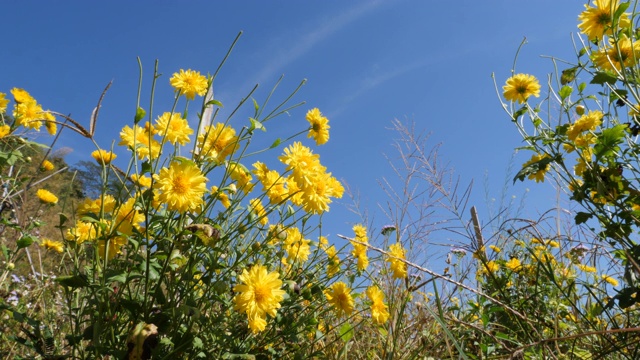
[172,175,189,194]
[254,284,269,303]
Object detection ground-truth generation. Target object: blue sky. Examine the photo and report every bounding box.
[2,1,585,266]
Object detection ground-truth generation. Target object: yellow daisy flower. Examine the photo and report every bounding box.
[387,242,408,279]
[155,161,208,213]
[155,112,193,145]
[233,265,286,333]
[503,74,541,104]
[36,189,58,205]
[169,69,208,100]
[306,107,330,145]
[367,286,390,325]
[325,281,354,317]
[41,239,64,253]
[578,0,630,40]
[91,149,117,165]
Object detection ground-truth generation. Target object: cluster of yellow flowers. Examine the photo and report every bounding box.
[0,88,58,135]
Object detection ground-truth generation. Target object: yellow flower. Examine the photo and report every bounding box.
[36,189,58,205]
[13,99,43,130]
[170,69,208,100]
[155,161,208,213]
[306,107,330,145]
[479,260,499,275]
[578,0,630,40]
[76,195,116,216]
[325,244,340,277]
[593,34,640,71]
[196,123,238,163]
[66,220,98,244]
[0,92,9,113]
[41,239,64,253]
[351,224,369,271]
[284,227,311,263]
[576,264,597,273]
[0,125,10,138]
[43,111,57,135]
[325,282,354,317]
[522,153,550,183]
[119,124,161,160]
[229,163,254,194]
[503,74,541,104]
[131,174,152,188]
[233,265,286,333]
[155,112,193,145]
[387,243,408,279]
[489,245,501,253]
[211,186,231,208]
[367,286,390,325]
[91,149,117,165]
[249,198,268,226]
[505,258,521,271]
[11,88,33,104]
[602,274,619,286]
[40,159,55,172]
[567,110,603,141]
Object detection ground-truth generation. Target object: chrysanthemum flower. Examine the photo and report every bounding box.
[155,161,208,213]
[197,123,238,163]
[367,286,390,325]
[593,34,640,71]
[387,243,408,279]
[522,153,551,183]
[119,124,161,160]
[279,142,323,186]
[0,92,9,113]
[503,74,541,104]
[169,69,208,100]
[13,100,43,130]
[576,264,597,273]
[43,111,57,135]
[284,227,311,263]
[325,281,354,317]
[0,125,10,138]
[36,189,58,205]
[211,186,231,208]
[76,195,117,216]
[306,108,330,145]
[567,110,603,141]
[155,112,193,145]
[233,265,286,332]
[10,88,33,104]
[40,159,55,171]
[91,149,117,165]
[351,224,369,271]
[249,198,268,226]
[325,244,340,277]
[66,220,99,244]
[601,274,619,286]
[41,239,64,253]
[229,163,254,194]
[131,174,152,188]
[505,258,521,271]
[578,0,629,40]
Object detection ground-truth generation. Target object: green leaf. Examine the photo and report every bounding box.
[339,322,354,343]
[55,274,89,288]
[17,235,36,249]
[578,82,587,93]
[252,97,259,112]
[559,85,573,100]
[206,99,223,108]
[590,71,618,85]
[248,117,265,132]
[561,67,578,85]
[613,2,630,24]
[511,106,527,121]
[270,138,281,149]
[575,212,593,225]
[595,124,626,158]
[134,107,146,123]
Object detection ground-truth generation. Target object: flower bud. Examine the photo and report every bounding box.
[575,105,585,116]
